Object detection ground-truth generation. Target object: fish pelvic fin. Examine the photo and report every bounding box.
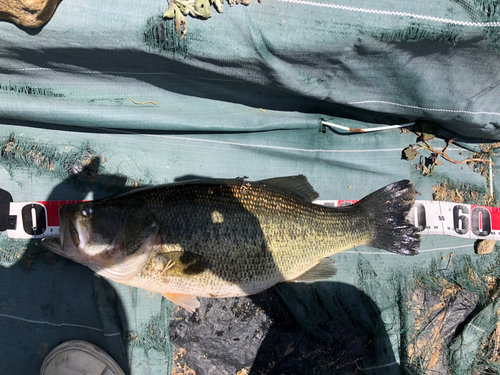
[162,292,200,313]
[358,180,421,256]
[289,258,338,283]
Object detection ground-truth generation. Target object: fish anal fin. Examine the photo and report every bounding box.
[258,175,319,202]
[289,258,338,283]
[161,292,200,313]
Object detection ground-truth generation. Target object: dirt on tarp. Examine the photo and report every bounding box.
[408,285,479,374]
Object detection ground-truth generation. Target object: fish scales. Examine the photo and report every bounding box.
[43,176,420,312]
[128,181,372,296]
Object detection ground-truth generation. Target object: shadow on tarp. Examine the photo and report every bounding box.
[3,46,492,143]
[169,280,399,375]
[1,47,404,126]
[257,281,399,375]
[0,156,133,374]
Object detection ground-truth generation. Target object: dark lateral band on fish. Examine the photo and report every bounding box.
[43,176,420,312]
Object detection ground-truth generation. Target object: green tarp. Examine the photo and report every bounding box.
[1,0,500,373]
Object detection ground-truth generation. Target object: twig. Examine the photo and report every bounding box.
[418,140,495,166]
[130,98,157,105]
[482,142,500,153]
[446,252,454,270]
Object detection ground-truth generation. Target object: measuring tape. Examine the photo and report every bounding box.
[317,200,498,241]
[5,200,84,239]
[3,197,499,241]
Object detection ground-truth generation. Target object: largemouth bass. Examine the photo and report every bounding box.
[43,176,420,312]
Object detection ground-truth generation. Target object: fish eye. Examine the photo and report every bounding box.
[81,205,94,217]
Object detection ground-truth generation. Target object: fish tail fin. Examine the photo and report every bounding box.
[357,180,420,256]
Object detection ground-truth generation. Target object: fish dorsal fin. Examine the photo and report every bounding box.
[289,258,338,283]
[162,292,200,313]
[258,175,319,202]
[156,250,208,276]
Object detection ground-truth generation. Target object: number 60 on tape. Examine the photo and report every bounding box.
[410,200,498,239]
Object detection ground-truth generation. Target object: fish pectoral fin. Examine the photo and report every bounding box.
[157,251,208,276]
[289,258,338,283]
[161,292,200,313]
[258,175,319,202]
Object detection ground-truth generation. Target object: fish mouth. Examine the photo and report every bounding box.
[57,205,102,267]
[58,205,83,256]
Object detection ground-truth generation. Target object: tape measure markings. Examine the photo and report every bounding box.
[5,199,500,241]
[8,200,85,239]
